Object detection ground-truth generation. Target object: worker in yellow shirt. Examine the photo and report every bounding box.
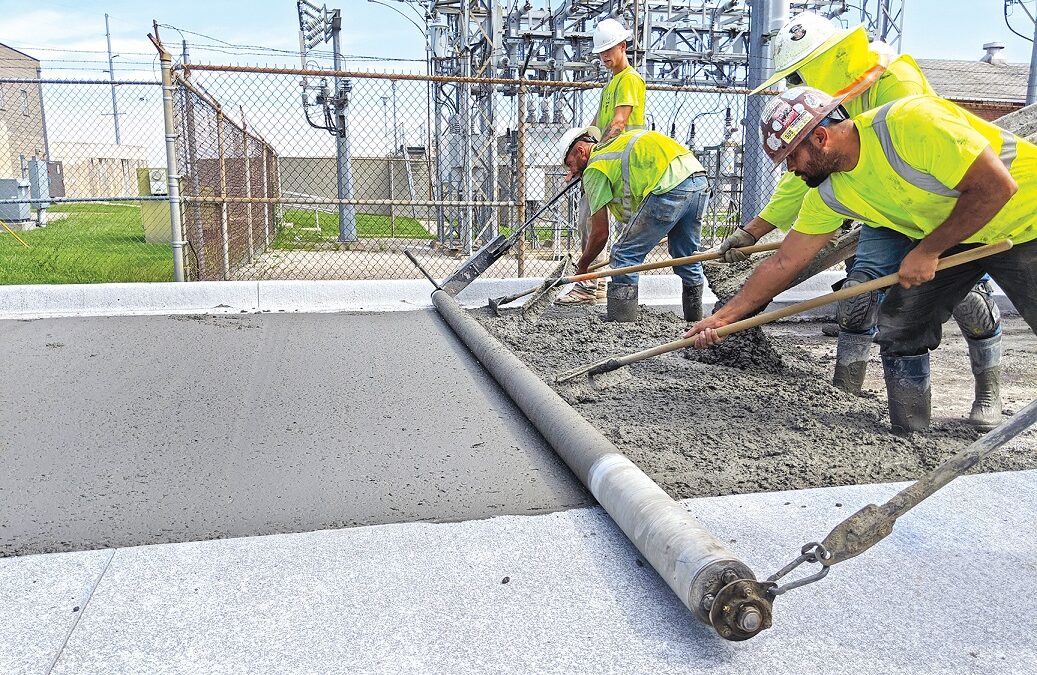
[688,87,1036,434]
[714,12,1003,429]
[559,17,648,307]
[559,126,708,322]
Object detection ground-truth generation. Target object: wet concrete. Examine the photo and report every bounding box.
[478,305,1037,499]
[0,312,591,557]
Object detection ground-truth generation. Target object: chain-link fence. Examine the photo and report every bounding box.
[171,63,761,281]
[175,76,280,281]
[0,58,1029,285]
[0,78,168,285]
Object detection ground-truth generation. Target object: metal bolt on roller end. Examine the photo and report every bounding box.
[708,578,774,641]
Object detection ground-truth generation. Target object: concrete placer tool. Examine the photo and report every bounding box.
[438,179,582,296]
[764,397,1037,599]
[555,240,1013,385]
[489,241,784,320]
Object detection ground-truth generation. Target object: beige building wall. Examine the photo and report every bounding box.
[279,155,433,219]
[0,44,46,179]
[50,142,149,198]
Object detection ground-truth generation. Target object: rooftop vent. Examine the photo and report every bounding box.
[981,42,1006,65]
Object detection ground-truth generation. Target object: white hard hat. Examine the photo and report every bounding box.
[557,126,602,163]
[753,12,850,93]
[592,18,632,54]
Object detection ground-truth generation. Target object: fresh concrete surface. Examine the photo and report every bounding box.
[0,471,1031,674]
[0,275,1017,320]
[0,311,590,556]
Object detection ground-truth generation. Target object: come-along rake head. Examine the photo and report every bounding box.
[519,257,573,321]
[488,258,570,316]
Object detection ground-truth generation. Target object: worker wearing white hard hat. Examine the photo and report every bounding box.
[558,17,647,307]
[712,11,1004,430]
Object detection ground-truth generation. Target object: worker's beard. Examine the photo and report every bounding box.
[795,146,843,188]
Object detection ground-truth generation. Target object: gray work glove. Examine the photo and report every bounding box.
[717,227,758,263]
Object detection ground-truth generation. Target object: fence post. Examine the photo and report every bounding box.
[216,110,230,280]
[150,27,186,282]
[241,106,255,263]
[516,83,526,278]
[262,147,271,248]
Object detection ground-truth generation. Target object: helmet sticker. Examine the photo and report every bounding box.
[789,24,806,41]
[780,111,815,143]
[766,135,782,151]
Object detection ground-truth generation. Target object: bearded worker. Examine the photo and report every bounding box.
[689,87,1036,434]
[714,12,1004,430]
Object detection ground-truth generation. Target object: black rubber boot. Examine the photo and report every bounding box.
[833,331,872,395]
[882,353,931,435]
[966,334,1003,431]
[606,282,638,322]
[681,282,704,322]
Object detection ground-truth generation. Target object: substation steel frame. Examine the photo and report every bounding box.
[422,0,903,250]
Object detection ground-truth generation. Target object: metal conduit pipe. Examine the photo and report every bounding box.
[431,289,774,641]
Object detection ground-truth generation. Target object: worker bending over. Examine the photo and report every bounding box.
[714,12,1003,429]
[559,18,647,307]
[559,125,708,322]
[689,88,1036,433]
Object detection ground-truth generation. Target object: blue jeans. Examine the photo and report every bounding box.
[610,173,709,286]
[850,224,915,280]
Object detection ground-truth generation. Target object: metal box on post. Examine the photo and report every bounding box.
[138,167,172,243]
[0,178,32,228]
[27,159,50,209]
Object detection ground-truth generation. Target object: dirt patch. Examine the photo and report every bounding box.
[475,303,1037,499]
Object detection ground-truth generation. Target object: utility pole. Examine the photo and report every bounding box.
[1028,4,1037,105]
[105,13,121,145]
[740,0,782,221]
[298,1,357,242]
[329,9,358,242]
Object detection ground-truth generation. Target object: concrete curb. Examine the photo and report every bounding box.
[0,273,1017,320]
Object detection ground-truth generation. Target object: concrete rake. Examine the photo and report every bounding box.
[555,240,1013,387]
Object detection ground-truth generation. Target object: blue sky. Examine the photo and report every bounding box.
[0,1,1033,79]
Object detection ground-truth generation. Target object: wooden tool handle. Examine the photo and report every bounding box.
[714,239,1012,337]
[615,240,1011,368]
[564,241,782,284]
[556,240,1011,383]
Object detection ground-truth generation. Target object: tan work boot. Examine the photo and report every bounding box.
[556,281,605,306]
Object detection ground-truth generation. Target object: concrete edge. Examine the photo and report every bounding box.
[0,274,1018,320]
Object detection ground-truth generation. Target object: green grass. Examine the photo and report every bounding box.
[0,203,175,285]
[273,208,432,250]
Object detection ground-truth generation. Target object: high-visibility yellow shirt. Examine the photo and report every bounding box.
[793,95,1037,245]
[596,66,647,131]
[758,28,934,231]
[583,130,703,223]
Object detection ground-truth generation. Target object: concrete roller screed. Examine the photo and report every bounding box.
[431,289,772,641]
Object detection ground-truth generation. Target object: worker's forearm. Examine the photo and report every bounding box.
[916,185,1015,257]
[600,106,633,145]
[577,229,609,272]
[742,216,776,242]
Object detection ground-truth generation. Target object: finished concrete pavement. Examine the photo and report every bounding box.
[2,471,1034,673]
